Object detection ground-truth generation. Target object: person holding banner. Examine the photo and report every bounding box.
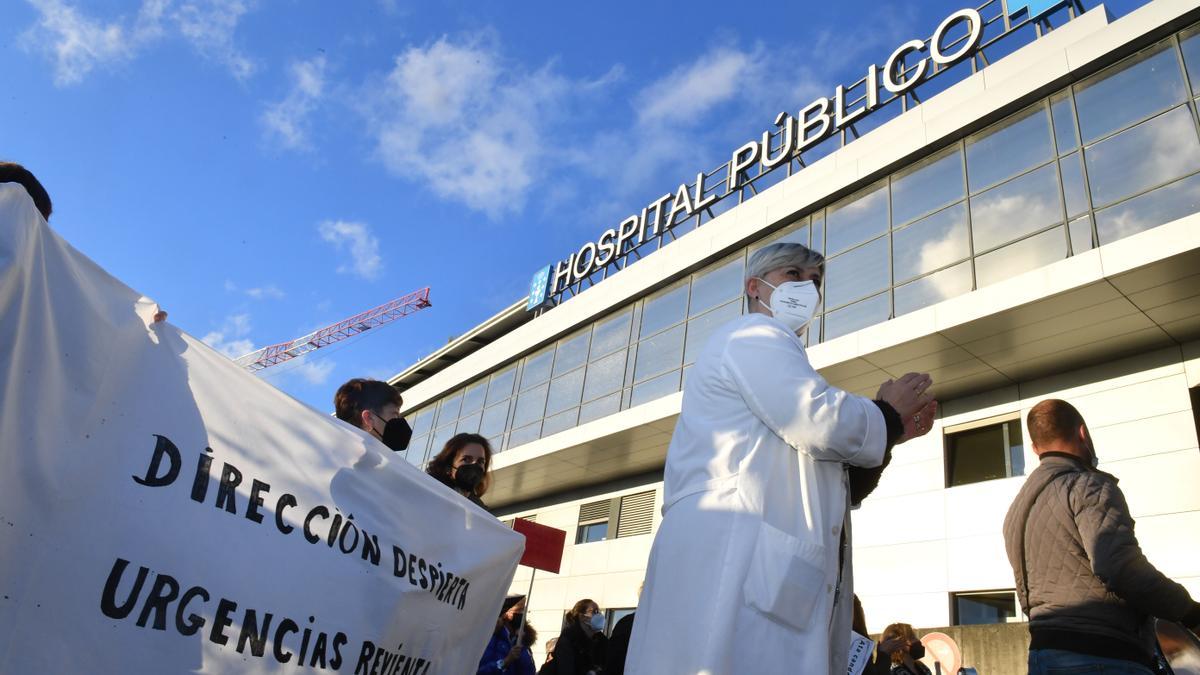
[625,242,936,675]
[333,377,413,451]
[427,433,494,511]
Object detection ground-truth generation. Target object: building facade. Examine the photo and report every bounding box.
[390,0,1200,667]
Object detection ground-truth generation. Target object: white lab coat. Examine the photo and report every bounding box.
[625,313,889,675]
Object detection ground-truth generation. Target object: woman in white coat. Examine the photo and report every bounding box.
[625,242,936,675]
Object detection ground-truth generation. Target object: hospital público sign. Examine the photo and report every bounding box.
[527,0,1076,311]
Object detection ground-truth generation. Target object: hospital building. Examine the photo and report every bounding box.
[390,0,1200,668]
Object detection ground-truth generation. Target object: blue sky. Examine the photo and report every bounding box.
[2,0,1148,413]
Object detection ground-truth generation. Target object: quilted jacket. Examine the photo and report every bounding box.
[1002,453,1200,655]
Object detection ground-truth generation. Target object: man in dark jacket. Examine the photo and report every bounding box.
[1003,399,1200,674]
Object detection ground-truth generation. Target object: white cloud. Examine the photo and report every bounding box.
[362,35,577,217]
[20,0,256,86]
[286,357,336,385]
[202,312,255,358]
[636,47,766,127]
[261,54,327,150]
[223,280,285,300]
[170,0,257,80]
[318,220,383,279]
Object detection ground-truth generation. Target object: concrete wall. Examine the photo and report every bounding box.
[500,342,1200,666]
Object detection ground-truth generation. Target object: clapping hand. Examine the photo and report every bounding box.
[876,373,937,444]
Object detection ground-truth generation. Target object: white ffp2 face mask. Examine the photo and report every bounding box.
[757,278,820,334]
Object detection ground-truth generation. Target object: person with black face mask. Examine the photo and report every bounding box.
[877,624,930,675]
[426,433,493,512]
[333,378,413,452]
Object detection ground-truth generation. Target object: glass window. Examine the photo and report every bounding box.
[455,411,480,434]
[894,262,973,316]
[1074,40,1187,143]
[684,300,742,365]
[541,408,578,438]
[409,406,435,438]
[639,282,689,338]
[460,381,487,416]
[520,348,554,391]
[975,226,1066,288]
[591,310,632,359]
[479,400,510,438]
[583,349,627,402]
[430,424,456,458]
[605,609,637,637]
[824,292,889,340]
[1094,171,1200,244]
[436,392,463,427]
[511,383,548,427]
[631,369,681,407]
[634,324,685,382]
[891,146,965,226]
[953,591,1019,625]
[1084,105,1200,208]
[1069,215,1094,254]
[404,435,429,466]
[966,103,1054,192]
[1050,91,1079,154]
[1059,153,1089,218]
[826,181,888,255]
[509,423,541,448]
[892,202,969,283]
[970,163,1063,253]
[946,419,1025,487]
[553,330,591,377]
[752,217,809,254]
[579,392,621,424]
[576,521,608,544]
[545,369,585,416]
[811,214,825,254]
[689,257,744,317]
[486,366,517,406]
[1181,25,1200,95]
[824,236,890,309]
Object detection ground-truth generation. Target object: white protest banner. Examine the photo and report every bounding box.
[0,184,524,673]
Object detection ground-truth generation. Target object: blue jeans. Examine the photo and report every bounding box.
[1029,648,1156,674]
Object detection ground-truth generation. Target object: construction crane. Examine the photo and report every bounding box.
[234,287,432,372]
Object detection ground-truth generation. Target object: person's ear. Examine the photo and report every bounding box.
[746,277,759,303]
[360,409,375,433]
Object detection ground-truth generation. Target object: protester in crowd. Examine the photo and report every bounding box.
[604,607,637,675]
[625,242,937,675]
[478,595,537,675]
[1003,399,1200,675]
[332,378,412,452]
[878,623,930,675]
[538,638,559,675]
[550,599,607,675]
[0,162,52,221]
[426,432,493,511]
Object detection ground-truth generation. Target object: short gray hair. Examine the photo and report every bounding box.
[746,242,825,286]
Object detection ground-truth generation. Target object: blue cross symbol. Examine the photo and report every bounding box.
[527,265,553,311]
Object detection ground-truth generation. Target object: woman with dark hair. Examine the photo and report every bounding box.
[548,599,607,675]
[879,623,931,675]
[425,433,493,511]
